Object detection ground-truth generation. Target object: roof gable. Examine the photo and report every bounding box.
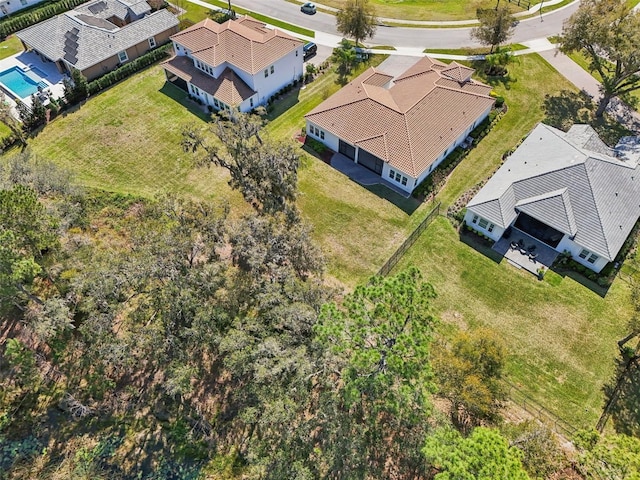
[516,188,577,236]
[171,16,303,75]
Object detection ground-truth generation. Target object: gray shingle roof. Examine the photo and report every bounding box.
[17,1,177,71]
[468,123,640,261]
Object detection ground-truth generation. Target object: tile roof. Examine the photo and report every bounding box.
[170,16,303,75]
[16,1,177,71]
[305,57,494,177]
[163,55,255,105]
[468,123,640,261]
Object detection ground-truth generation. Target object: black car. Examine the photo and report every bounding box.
[303,42,317,59]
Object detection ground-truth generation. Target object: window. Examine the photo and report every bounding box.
[587,253,599,264]
[429,164,433,172]
[395,172,401,182]
[195,60,200,69]
[488,223,494,233]
[270,65,274,74]
[148,37,156,48]
[213,98,219,108]
[478,218,489,229]
[264,69,268,77]
[472,215,478,224]
[314,127,319,136]
[20,0,27,5]
[250,98,254,107]
[401,176,407,186]
[118,50,128,63]
[296,50,298,56]
[389,170,395,179]
[578,249,589,259]
[320,131,324,140]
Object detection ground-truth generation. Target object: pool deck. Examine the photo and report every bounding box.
[0,51,66,115]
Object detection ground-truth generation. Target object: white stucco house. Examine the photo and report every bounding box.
[304,56,495,194]
[466,123,640,273]
[162,16,304,113]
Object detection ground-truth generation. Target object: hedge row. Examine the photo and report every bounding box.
[87,44,171,95]
[0,0,87,39]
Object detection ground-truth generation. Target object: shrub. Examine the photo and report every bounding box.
[305,137,327,155]
[86,44,172,96]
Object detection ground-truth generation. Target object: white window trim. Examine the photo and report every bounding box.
[148,36,156,48]
[118,50,128,63]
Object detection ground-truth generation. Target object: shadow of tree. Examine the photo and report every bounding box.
[469,60,517,90]
[600,351,640,437]
[542,90,633,145]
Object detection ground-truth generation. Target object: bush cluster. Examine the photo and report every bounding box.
[87,44,171,95]
[305,137,327,155]
[0,0,87,39]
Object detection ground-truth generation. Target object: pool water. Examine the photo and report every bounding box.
[0,66,48,99]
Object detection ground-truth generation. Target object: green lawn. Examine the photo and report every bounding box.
[396,217,631,430]
[0,35,23,61]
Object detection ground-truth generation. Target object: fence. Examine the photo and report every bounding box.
[377,202,440,277]
[505,381,577,438]
[504,0,531,9]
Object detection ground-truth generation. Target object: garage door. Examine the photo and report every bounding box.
[339,139,356,160]
[357,149,383,175]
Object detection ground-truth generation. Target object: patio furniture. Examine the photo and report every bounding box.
[527,245,536,252]
[510,241,519,250]
[528,252,538,261]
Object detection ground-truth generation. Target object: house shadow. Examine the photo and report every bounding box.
[458,227,503,264]
[543,89,632,144]
[600,351,640,437]
[265,84,302,122]
[158,82,211,122]
[362,183,422,215]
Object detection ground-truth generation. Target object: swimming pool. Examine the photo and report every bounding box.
[0,66,48,99]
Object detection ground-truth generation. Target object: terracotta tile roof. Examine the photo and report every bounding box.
[170,16,303,75]
[163,55,255,105]
[305,57,495,177]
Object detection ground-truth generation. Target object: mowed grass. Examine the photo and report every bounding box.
[0,35,23,61]
[27,59,431,286]
[316,0,537,21]
[396,217,632,429]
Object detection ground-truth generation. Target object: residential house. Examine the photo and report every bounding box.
[465,123,640,273]
[162,16,304,113]
[16,0,178,81]
[304,56,495,194]
[1,0,45,18]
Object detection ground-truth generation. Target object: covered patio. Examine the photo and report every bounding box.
[330,153,410,197]
[493,227,560,275]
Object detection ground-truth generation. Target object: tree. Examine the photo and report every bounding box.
[314,267,438,478]
[336,0,378,47]
[574,430,640,479]
[0,93,27,147]
[423,427,530,480]
[181,111,300,216]
[63,68,89,105]
[332,39,358,81]
[434,328,506,430]
[559,0,640,117]
[470,7,515,53]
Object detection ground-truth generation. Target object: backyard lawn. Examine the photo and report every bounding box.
[396,217,632,430]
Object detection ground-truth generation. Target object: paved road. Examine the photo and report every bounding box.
[229,0,579,49]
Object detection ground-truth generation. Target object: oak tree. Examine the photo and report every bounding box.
[560,0,640,117]
[336,0,378,47]
[471,7,516,53]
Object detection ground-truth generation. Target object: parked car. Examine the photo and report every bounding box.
[303,42,317,59]
[300,2,316,14]
[354,47,371,61]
